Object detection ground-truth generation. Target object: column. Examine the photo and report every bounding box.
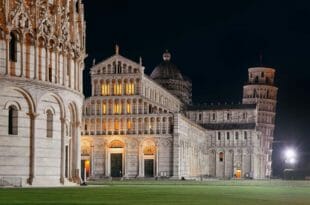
[156,141,159,176]
[34,41,38,79]
[20,36,24,77]
[73,121,81,183]
[27,112,39,185]
[172,133,180,179]
[110,80,113,96]
[135,118,138,134]
[93,103,96,133]
[105,144,109,177]
[112,99,115,115]
[106,99,110,115]
[91,145,94,177]
[124,117,127,135]
[138,143,143,177]
[159,117,163,134]
[91,80,95,96]
[5,34,10,75]
[45,46,49,81]
[60,117,66,184]
[73,60,77,90]
[55,48,59,84]
[166,118,169,134]
[63,52,67,86]
[154,118,157,134]
[100,99,103,134]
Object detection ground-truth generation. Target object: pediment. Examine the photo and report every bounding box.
[91,54,141,74]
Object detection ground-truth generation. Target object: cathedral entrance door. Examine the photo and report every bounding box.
[235,169,241,178]
[144,159,154,177]
[111,153,122,177]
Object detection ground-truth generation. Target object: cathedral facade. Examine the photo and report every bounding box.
[0,0,86,186]
[0,0,278,187]
[81,49,277,180]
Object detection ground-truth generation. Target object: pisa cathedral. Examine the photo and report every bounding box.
[81,48,277,180]
[0,0,277,187]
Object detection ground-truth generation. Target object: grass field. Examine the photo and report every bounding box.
[1,180,310,205]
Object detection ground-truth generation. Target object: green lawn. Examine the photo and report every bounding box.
[1,181,310,205]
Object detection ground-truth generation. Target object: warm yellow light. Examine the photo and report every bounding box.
[127,120,132,129]
[85,160,90,171]
[102,103,106,114]
[126,103,131,113]
[114,82,122,95]
[113,103,122,114]
[126,82,135,95]
[235,169,241,178]
[102,120,106,130]
[101,83,110,95]
[114,119,119,130]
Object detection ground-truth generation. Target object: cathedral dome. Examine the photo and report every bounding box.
[150,50,184,80]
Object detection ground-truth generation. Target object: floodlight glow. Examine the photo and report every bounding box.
[288,158,296,164]
[285,149,296,159]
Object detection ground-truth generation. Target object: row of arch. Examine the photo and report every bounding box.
[142,81,181,112]
[82,116,174,135]
[1,86,81,184]
[83,98,169,116]
[244,88,276,100]
[93,61,140,75]
[7,104,54,138]
[0,29,83,92]
[92,78,140,96]
[192,111,250,123]
[208,149,257,178]
[81,138,158,178]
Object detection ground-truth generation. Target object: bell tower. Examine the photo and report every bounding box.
[242,67,278,177]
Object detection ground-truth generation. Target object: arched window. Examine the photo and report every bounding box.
[244,131,248,140]
[46,110,53,138]
[9,33,18,62]
[48,67,52,82]
[126,102,131,114]
[117,62,122,73]
[235,132,239,140]
[219,152,224,162]
[113,81,122,95]
[253,89,257,98]
[242,112,247,119]
[217,132,221,140]
[255,76,259,83]
[8,105,18,135]
[227,113,231,120]
[114,119,119,131]
[101,83,110,96]
[113,102,122,114]
[102,102,107,114]
[212,113,216,121]
[125,81,135,95]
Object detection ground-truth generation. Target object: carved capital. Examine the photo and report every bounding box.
[27,112,39,119]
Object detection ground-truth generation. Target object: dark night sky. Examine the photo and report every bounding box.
[83,0,310,176]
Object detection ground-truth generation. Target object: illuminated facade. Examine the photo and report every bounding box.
[81,49,277,180]
[0,0,86,186]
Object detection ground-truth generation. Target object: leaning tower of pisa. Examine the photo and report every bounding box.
[0,0,86,186]
[242,67,278,177]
